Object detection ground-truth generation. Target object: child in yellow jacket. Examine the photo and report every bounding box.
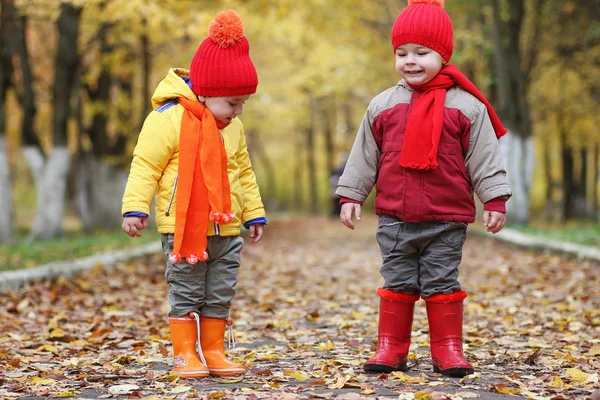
[121,10,266,378]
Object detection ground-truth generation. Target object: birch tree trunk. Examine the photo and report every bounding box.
[30,3,81,239]
[0,0,15,243]
[491,0,544,224]
[0,137,12,243]
[499,132,534,224]
[75,153,128,230]
[30,148,71,239]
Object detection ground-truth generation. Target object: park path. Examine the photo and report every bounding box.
[1,215,599,399]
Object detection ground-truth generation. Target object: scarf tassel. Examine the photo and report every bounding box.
[209,211,237,225]
[169,251,209,265]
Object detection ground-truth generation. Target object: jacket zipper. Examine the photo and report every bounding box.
[165,175,178,217]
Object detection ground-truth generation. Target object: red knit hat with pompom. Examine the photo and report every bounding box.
[390,0,453,61]
[190,10,258,97]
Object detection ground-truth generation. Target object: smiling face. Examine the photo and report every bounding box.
[395,43,446,86]
[199,95,251,126]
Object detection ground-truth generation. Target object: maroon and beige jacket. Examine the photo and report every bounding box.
[336,80,512,223]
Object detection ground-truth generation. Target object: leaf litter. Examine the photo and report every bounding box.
[1,215,599,399]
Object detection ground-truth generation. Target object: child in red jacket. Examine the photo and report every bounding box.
[337,0,511,377]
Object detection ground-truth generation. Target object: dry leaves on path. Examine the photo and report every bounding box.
[1,215,599,399]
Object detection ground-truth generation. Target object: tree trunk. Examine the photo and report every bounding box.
[0,137,12,243]
[30,148,72,239]
[542,133,561,221]
[499,133,534,224]
[306,96,318,213]
[53,2,81,147]
[15,13,39,148]
[246,129,277,211]
[30,3,81,239]
[593,143,599,220]
[76,153,128,230]
[491,0,540,224]
[0,0,16,243]
[561,132,574,220]
[342,99,356,140]
[139,18,152,131]
[293,132,304,211]
[322,96,336,176]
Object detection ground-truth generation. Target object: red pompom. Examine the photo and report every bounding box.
[209,9,245,48]
[200,251,209,262]
[187,254,199,264]
[408,0,444,7]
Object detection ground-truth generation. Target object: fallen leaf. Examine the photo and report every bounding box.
[108,384,140,395]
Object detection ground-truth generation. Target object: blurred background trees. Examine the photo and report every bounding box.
[0,0,598,243]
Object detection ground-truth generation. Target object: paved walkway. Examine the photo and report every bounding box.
[2,215,599,399]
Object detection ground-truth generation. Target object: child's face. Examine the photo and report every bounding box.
[395,43,446,86]
[199,95,251,125]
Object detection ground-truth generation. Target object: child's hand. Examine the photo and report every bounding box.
[249,223,264,243]
[483,211,506,234]
[122,216,149,237]
[340,203,362,230]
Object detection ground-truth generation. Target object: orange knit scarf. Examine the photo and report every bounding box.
[169,97,234,265]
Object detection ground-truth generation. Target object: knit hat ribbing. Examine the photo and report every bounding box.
[390,0,454,61]
[190,10,258,97]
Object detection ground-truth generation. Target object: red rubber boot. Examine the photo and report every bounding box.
[364,288,420,373]
[424,291,474,377]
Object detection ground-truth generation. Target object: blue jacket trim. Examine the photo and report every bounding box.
[244,217,267,229]
[183,76,192,90]
[156,100,178,113]
[124,212,149,217]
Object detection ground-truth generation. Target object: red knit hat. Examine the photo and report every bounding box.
[190,10,258,97]
[390,0,454,62]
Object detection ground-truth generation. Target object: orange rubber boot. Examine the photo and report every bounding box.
[200,317,245,376]
[169,316,209,378]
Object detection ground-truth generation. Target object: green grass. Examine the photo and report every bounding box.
[507,222,600,247]
[0,228,160,272]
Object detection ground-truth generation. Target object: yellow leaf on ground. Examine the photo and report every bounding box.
[160,372,180,382]
[491,383,520,395]
[319,340,335,350]
[414,391,432,400]
[214,378,244,384]
[565,367,590,382]
[169,385,191,393]
[107,384,139,395]
[56,391,80,397]
[548,376,564,388]
[49,328,66,338]
[39,344,58,352]
[30,377,55,386]
[284,369,310,381]
[588,345,600,356]
[389,371,428,384]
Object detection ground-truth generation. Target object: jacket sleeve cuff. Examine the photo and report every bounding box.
[339,197,363,206]
[483,197,506,213]
[243,217,267,229]
[123,211,149,217]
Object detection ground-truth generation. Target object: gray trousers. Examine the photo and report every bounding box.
[376,214,466,298]
[161,234,244,318]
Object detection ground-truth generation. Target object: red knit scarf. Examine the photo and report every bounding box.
[399,64,507,170]
[169,97,234,265]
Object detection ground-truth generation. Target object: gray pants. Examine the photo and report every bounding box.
[376,214,466,298]
[161,234,244,318]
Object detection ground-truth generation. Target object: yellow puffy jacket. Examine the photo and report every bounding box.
[121,68,265,236]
